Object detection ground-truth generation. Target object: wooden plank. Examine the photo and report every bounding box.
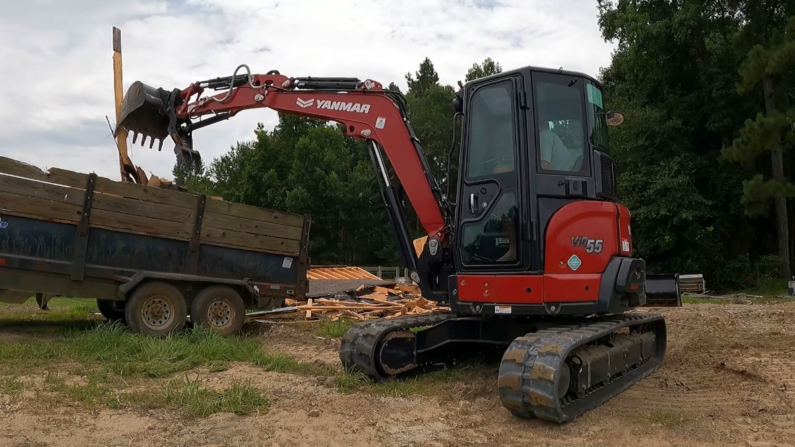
[90,208,193,240]
[204,198,304,228]
[43,167,197,209]
[92,193,195,224]
[93,176,199,209]
[201,227,302,255]
[36,167,91,189]
[0,174,85,206]
[0,157,52,182]
[0,190,83,223]
[202,212,303,241]
[112,26,136,183]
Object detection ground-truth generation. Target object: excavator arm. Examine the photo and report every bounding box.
[116,65,455,279]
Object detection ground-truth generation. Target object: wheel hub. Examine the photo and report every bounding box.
[142,297,173,329]
[206,300,233,327]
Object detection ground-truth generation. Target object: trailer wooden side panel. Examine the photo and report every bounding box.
[0,158,309,254]
[0,158,312,304]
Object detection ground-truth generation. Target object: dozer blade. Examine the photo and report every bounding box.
[116,81,171,151]
[644,274,682,307]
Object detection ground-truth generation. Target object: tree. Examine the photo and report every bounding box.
[465,57,502,82]
[722,9,795,279]
[595,0,778,290]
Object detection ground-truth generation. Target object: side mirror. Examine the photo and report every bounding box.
[453,93,463,114]
[606,111,624,126]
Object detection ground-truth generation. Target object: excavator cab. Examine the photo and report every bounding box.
[416,66,682,313]
[452,67,618,270]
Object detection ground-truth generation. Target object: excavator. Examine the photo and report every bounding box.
[116,63,682,423]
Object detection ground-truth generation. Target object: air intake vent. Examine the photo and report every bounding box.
[595,150,617,201]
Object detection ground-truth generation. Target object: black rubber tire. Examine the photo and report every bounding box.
[189,285,246,337]
[125,281,188,336]
[96,299,126,322]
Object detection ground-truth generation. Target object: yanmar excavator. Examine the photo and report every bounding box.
[116,63,682,423]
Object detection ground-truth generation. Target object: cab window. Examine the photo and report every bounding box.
[466,81,516,179]
[534,77,586,172]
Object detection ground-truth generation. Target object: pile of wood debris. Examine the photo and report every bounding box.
[247,283,449,323]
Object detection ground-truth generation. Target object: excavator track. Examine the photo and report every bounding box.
[339,311,666,423]
[497,312,666,423]
[339,311,460,380]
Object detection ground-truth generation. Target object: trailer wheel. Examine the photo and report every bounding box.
[96,299,126,322]
[190,285,246,336]
[125,281,188,336]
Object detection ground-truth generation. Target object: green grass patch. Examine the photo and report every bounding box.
[67,322,262,378]
[0,297,100,330]
[122,375,269,417]
[315,319,356,338]
[1,375,23,396]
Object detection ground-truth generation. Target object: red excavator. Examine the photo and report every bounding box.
[116,63,682,423]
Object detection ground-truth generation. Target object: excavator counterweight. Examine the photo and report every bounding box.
[117,62,682,424]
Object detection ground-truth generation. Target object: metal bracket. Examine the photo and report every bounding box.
[70,173,97,281]
[184,194,206,274]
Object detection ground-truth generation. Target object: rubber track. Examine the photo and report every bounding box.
[339,311,459,380]
[497,313,665,423]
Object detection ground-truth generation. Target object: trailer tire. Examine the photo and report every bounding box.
[96,299,126,323]
[189,285,246,336]
[125,281,188,336]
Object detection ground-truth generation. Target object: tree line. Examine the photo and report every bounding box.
[175,0,795,292]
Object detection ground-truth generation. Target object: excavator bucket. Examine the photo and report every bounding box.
[116,81,170,149]
[644,274,682,307]
[117,81,203,172]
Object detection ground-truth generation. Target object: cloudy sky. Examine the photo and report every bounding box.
[0,0,616,181]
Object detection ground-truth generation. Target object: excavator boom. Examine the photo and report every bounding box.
[117,66,452,275]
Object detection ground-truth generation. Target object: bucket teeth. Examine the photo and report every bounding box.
[158,139,164,151]
[132,132,138,144]
[149,138,156,149]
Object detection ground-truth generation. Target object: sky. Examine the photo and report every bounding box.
[0,0,617,182]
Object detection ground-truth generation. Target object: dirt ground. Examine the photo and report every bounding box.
[3,302,795,447]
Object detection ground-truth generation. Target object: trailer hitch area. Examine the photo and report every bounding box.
[116,81,203,172]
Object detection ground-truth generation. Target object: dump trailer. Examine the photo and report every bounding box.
[0,156,311,336]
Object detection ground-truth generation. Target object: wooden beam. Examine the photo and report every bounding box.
[112,26,137,184]
[202,212,304,241]
[0,174,85,206]
[204,198,305,228]
[0,190,83,224]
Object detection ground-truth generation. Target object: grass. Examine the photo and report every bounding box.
[315,319,356,338]
[122,375,269,417]
[0,297,492,415]
[40,370,268,417]
[1,375,23,397]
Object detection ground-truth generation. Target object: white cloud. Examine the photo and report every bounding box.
[0,0,615,181]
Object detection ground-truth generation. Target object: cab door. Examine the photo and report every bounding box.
[455,74,528,274]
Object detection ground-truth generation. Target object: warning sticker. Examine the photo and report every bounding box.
[282,257,293,268]
[495,305,512,314]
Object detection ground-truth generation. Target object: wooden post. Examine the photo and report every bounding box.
[112,27,137,183]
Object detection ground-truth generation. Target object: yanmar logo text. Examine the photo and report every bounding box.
[296,97,371,114]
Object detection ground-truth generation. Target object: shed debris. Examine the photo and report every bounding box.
[246,282,449,323]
